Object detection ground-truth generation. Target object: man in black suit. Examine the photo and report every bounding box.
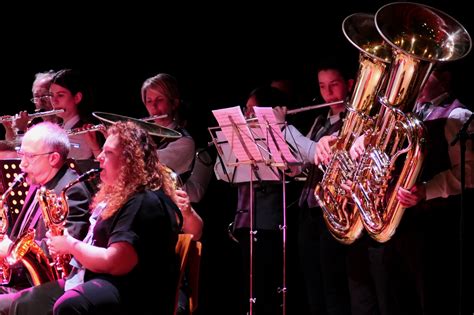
[0,122,92,310]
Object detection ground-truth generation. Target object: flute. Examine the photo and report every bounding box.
[0,109,64,123]
[286,100,345,115]
[141,114,168,121]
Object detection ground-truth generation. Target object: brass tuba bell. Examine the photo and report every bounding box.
[314,13,392,244]
[351,2,471,242]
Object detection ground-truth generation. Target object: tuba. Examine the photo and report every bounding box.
[0,173,25,284]
[351,2,471,242]
[314,13,392,244]
[6,168,102,285]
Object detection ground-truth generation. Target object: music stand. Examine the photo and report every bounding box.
[210,106,301,315]
[0,159,30,228]
[450,112,474,314]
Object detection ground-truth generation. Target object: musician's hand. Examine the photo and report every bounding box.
[1,116,15,141]
[314,135,337,165]
[0,236,12,258]
[175,189,192,214]
[273,106,287,125]
[47,229,73,256]
[12,111,29,133]
[175,188,203,239]
[397,183,426,208]
[350,135,367,161]
[340,180,353,195]
[1,116,13,129]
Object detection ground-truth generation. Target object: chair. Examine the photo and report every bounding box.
[187,239,202,314]
[173,234,202,315]
[174,234,192,315]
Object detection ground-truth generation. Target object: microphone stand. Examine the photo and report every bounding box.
[450,112,473,315]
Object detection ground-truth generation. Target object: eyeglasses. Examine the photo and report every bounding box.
[17,150,55,161]
[30,95,52,104]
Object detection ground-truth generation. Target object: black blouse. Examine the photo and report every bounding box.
[85,189,180,315]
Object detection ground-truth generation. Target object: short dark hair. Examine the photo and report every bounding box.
[52,69,86,95]
[248,86,290,107]
[314,55,357,81]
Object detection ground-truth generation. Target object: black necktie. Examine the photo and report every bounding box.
[18,185,39,235]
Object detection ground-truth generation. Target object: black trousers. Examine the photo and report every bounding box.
[298,207,351,315]
[0,281,29,314]
[346,235,402,315]
[9,278,123,315]
[393,193,472,315]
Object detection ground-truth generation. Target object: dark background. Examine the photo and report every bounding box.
[3,1,473,139]
[2,1,473,314]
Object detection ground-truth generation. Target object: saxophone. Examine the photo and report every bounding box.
[6,168,102,285]
[37,168,102,279]
[314,13,392,244]
[350,3,471,242]
[6,229,56,286]
[0,173,25,284]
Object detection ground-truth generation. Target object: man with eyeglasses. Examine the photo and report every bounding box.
[0,122,92,313]
[1,71,61,143]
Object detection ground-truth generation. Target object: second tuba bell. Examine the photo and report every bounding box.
[351,2,471,242]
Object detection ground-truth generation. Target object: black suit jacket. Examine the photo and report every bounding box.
[10,163,92,248]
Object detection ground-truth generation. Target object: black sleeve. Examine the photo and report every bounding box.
[133,190,180,245]
[107,190,179,251]
[107,194,142,248]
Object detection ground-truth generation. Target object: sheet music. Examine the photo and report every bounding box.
[213,130,279,182]
[253,106,299,164]
[212,106,263,163]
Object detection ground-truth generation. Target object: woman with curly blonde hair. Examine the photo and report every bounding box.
[10,121,181,315]
[92,121,177,219]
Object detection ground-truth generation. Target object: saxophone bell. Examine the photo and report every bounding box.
[0,173,26,285]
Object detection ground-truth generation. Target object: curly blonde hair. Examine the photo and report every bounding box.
[92,121,176,219]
